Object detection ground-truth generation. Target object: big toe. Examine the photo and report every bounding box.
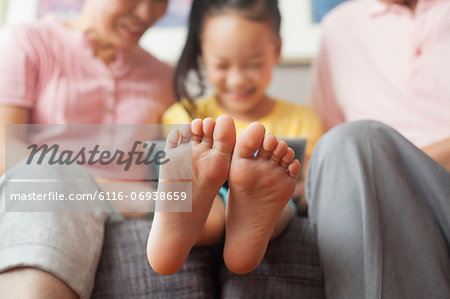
[235,122,266,158]
[213,115,236,154]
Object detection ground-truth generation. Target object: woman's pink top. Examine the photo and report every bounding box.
[0,16,176,179]
[0,15,175,125]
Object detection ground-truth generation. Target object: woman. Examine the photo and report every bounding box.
[0,0,174,298]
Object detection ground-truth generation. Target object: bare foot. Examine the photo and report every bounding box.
[224,122,301,274]
[147,116,236,275]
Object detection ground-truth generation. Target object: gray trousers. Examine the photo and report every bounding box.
[307,120,450,299]
[0,164,107,299]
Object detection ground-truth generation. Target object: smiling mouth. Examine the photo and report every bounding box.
[227,89,256,100]
[121,25,146,38]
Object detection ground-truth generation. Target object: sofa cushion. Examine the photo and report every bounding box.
[92,217,324,298]
[220,217,325,298]
[91,219,218,299]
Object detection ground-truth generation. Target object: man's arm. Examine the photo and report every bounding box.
[421,137,450,171]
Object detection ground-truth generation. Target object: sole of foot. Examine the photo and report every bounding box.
[224,122,301,274]
[147,116,236,275]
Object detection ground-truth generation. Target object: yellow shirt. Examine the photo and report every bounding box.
[162,96,323,156]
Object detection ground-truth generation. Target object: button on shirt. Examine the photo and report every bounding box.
[310,0,450,148]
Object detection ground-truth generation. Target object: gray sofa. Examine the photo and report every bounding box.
[91,216,325,298]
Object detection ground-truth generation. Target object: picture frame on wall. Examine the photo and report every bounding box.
[312,0,350,22]
[154,0,192,27]
[38,0,83,20]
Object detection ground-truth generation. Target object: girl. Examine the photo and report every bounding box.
[0,0,174,298]
[167,0,323,225]
[148,0,323,276]
[166,0,322,154]
[167,0,323,205]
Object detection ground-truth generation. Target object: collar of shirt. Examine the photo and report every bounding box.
[369,0,439,18]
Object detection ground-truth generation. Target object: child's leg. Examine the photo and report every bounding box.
[147,116,235,275]
[224,123,301,274]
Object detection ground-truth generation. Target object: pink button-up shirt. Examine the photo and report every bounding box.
[0,16,176,179]
[310,0,450,148]
[0,15,175,125]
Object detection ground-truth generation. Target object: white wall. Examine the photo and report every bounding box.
[2,0,38,25]
[270,65,311,104]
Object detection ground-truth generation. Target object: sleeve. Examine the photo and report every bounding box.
[161,102,192,125]
[0,25,38,108]
[148,61,176,124]
[161,102,193,137]
[309,24,345,131]
[156,64,176,112]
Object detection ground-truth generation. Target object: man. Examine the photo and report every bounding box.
[307,0,450,297]
[311,0,450,169]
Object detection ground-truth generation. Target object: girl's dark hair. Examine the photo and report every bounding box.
[174,0,281,115]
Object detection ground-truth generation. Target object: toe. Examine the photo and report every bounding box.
[257,134,277,159]
[270,140,288,163]
[191,119,203,143]
[166,128,180,149]
[287,160,301,178]
[280,147,295,168]
[213,115,236,154]
[180,123,192,144]
[235,122,265,158]
[202,118,215,147]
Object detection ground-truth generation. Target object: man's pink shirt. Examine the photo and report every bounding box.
[310,0,450,148]
[0,16,175,125]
